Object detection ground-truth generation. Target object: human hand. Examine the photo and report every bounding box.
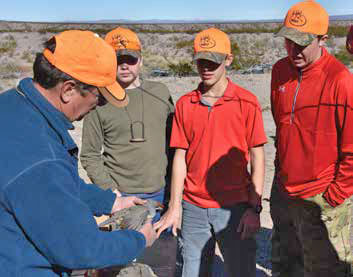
[111,196,146,214]
[236,208,260,240]
[138,219,157,247]
[153,206,181,238]
[112,188,122,197]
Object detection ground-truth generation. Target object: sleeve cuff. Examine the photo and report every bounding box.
[323,188,345,208]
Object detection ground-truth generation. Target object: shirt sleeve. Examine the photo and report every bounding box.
[245,97,267,148]
[80,110,116,190]
[170,99,189,149]
[324,74,353,207]
[3,159,146,269]
[78,178,116,216]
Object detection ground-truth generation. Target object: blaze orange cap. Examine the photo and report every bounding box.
[346,25,353,54]
[43,30,126,107]
[105,27,141,58]
[275,0,329,46]
[193,28,231,63]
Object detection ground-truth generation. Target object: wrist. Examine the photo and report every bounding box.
[169,202,181,210]
[249,203,262,214]
[249,195,262,207]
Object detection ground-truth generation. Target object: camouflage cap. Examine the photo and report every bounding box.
[193,51,227,64]
[275,26,317,46]
[105,27,142,59]
[116,49,141,59]
[275,0,329,46]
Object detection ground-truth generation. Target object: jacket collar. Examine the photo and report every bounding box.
[17,78,77,151]
[289,47,329,78]
[190,78,236,105]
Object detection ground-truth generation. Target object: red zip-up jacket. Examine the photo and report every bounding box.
[271,48,353,207]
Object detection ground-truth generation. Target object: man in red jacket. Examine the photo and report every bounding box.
[347,25,353,55]
[270,1,353,276]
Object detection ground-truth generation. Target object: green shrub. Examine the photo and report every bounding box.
[230,41,261,70]
[334,46,353,66]
[21,50,34,63]
[0,63,22,77]
[328,26,350,37]
[175,40,193,49]
[168,61,194,77]
[224,26,281,34]
[0,36,17,54]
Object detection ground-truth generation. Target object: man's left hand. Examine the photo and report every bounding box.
[111,196,146,214]
[236,208,260,240]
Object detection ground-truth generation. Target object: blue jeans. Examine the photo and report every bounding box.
[120,188,165,224]
[181,201,256,277]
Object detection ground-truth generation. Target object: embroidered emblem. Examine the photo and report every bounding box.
[112,34,129,49]
[289,10,307,27]
[279,86,286,93]
[199,35,216,49]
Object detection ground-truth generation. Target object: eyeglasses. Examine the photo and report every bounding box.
[75,84,99,97]
[86,88,100,97]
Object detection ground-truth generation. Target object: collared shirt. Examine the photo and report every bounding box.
[171,79,267,208]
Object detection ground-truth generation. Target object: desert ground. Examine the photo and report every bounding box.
[0,21,352,276]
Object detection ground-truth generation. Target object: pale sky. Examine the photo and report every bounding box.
[1,0,352,22]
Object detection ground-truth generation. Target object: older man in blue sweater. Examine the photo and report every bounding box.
[0,30,156,277]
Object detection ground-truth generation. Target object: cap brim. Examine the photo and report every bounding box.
[193,51,226,64]
[116,49,141,59]
[99,82,129,108]
[275,26,316,46]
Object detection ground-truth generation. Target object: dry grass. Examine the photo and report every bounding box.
[0,34,17,55]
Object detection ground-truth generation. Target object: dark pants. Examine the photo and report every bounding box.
[270,183,352,277]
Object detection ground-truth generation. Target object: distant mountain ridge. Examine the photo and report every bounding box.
[1,14,352,24]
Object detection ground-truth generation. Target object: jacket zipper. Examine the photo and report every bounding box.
[290,71,302,124]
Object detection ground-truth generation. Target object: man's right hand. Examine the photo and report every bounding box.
[138,220,157,247]
[153,206,181,238]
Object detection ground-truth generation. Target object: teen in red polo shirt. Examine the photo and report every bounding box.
[270,1,353,276]
[154,28,267,277]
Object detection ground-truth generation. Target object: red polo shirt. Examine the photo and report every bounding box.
[170,79,267,208]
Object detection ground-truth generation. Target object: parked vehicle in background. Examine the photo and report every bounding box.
[150,69,170,77]
[239,64,272,74]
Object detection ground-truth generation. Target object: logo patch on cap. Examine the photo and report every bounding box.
[289,10,307,27]
[199,35,216,49]
[112,34,129,49]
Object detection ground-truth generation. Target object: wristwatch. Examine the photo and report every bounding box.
[252,203,263,214]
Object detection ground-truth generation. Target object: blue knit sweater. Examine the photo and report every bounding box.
[0,78,146,276]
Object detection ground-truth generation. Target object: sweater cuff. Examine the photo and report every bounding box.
[100,189,117,214]
[87,188,116,215]
[323,186,345,208]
